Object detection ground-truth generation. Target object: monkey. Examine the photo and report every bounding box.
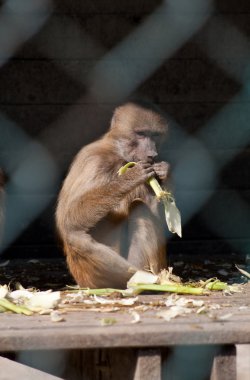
[56,102,170,288]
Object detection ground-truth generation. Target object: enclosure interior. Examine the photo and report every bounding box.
[0,0,249,279]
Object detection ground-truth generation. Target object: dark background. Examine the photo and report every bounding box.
[0,0,250,265]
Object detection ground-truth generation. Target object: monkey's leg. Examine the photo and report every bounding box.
[127,200,167,274]
[65,231,137,288]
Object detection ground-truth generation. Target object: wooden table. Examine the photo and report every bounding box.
[0,283,249,379]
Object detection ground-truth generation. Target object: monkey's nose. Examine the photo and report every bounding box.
[146,156,157,164]
[148,152,158,160]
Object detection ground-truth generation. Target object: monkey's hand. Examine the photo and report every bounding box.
[123,161,155,186]
[118,161,155,188]
[153,161,170,182]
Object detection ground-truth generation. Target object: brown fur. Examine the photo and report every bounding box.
[56,102,169,288]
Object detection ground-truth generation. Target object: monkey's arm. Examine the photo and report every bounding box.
[64,159,155,231]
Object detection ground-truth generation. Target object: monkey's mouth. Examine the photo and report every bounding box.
[131,156,155,164]
[146,158,155,164]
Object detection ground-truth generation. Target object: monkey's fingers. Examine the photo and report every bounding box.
[118,161,154,182]
[136,161,155,176]
[153,162,170,180]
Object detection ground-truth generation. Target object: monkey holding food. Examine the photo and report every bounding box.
[56,102,170,288]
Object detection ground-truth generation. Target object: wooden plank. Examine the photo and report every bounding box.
[210,345,236,380]
[0,356,63,380]
[0,314,250,351]
[236,344,250,380]
[0,285,249,351]
[134,349,161,380]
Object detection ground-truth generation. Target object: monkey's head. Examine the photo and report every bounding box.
[109,102,168,163]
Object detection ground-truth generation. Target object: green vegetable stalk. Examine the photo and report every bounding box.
[81,288,126,296]
[118,162,182,237]
[0,298,33,315]
[129,283,205,295]
[203,279,229,291]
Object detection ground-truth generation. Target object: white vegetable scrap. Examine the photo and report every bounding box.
[158,268,181,285]
[63,291,91,304]
[0,285,8,299]
[39,309,54,315]
[209,304,221,310]
[157,306,192,321]
[93,295,138,306]
[165,295,204,308]
[218,313,233,320]
[239,306,248,310]
[27,291,61,310]
[158,295,206,321]
[127,270,158,287]
[129,310,141,324]
[9,290,33,301]
[197,306,207,314]
[50,310,65,322]
[191,300,205,307]
[224,284,243,295]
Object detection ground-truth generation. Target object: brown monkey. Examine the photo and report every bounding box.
[56,102,170,288]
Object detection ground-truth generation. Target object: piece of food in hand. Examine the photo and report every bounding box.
[118,162,182,237]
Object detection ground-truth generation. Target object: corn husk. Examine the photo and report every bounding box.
[118,162,182,237]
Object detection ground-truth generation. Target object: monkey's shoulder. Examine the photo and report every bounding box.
[72,140,122,175]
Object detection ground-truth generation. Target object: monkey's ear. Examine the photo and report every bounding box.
[110,106,123,129]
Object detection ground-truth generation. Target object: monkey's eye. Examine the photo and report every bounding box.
[152,133,160,139]
[136,131,146,138]
[152,133,162,143]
